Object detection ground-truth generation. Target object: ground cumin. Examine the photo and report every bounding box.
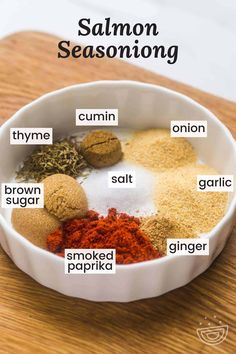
[81,130,122,168]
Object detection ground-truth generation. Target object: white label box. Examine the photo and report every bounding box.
[10,128,53,145]
[197,175,234,192]
[65,249,116,274]
[76,109,118,126]
[1,183,44,208]
[170,120,207,137]
[167,239,209,256]
[108,171,136,188]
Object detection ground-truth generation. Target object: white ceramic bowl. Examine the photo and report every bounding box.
[0,81,235,302]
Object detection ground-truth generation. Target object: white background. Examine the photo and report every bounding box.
[0,0,236,102]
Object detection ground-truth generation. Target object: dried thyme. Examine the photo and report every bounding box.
[16,139,89,182]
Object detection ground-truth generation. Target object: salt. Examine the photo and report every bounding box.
[79,161,156,216]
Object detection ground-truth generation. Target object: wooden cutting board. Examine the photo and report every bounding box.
[0,32,235,354]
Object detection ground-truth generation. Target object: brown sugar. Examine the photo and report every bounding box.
[11,208,61,248]
[43,174,88,221]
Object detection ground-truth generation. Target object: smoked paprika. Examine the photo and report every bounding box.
[47,208,160,264]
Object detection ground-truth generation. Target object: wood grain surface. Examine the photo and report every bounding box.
[0,32,235,354]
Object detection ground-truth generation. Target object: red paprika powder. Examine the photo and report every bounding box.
[47,208,160,264]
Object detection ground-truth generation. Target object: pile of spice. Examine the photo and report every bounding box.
[123,128,196,171]
[11,127,229,263]
[11,208,61,249]
[47,208,161,264]
[80,130,122,168]
[11,174,88,248]
[16,139,88,182]
[123,128,228,243]
[154,165,228,235]
[43,174,88,221]
[140,214,196,255]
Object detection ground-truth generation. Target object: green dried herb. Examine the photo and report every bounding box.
[16,139,88,182]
